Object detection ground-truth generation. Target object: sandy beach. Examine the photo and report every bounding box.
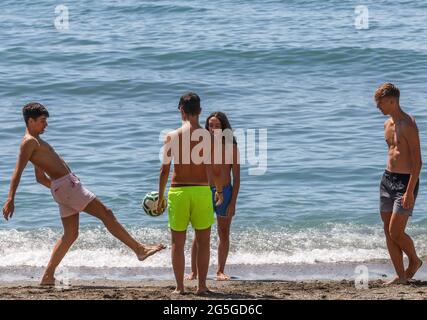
[1,1,427,306]
[0,279,426,300]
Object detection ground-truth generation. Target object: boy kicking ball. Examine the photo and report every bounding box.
[2,103,165,286]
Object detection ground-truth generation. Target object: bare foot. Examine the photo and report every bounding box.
[383,276,408,286]
[406,259,423,280]
[40,275,56,286]
[196,287,212,296]
[136,244,166,261]
[185,272,198,280]
[216,272,231,281]
[172,289,185,295]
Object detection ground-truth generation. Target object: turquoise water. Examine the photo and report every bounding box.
[1,0,427,279]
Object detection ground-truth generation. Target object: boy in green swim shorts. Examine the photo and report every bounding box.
[157,92,223,295]
[167,186,215,232]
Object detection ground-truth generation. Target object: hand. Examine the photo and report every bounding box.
[401,192,415,209]
[3,199,15,221]
[215,191,224,207]
[226,202,236,217]
[156,195,166,214]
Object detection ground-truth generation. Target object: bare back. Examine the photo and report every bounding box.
[26,135,71,180]
[170,125,209,186]
[384,113,418,174]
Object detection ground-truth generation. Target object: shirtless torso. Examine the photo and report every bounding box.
[25,135,71,180]
[384,112,419,174]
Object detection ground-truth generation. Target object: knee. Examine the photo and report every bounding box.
[389,230,404,242]
[196,236,211,247]
[383,225,391,237]
[63,230,78,243]
[103,208,116,223]
[172,240,185,251]
[171,235,186,248]
[106,208,114,217]
[217,226,230,239]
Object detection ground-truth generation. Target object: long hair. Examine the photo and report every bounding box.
[205,111,237,145]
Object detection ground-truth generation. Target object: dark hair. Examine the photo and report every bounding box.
[22,102,49,125]
[178,92,201,116]
[374,83,400,102]
[205,111,237,145]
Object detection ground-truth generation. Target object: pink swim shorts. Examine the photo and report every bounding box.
[50,173,96,218]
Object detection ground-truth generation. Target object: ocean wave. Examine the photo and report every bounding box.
[1,223,426,268]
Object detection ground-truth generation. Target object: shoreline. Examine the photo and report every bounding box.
[1,260,427,282]
[1,261,426,300]
[1,279,427,300]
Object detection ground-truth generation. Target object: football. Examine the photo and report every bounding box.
[142,191,167,217]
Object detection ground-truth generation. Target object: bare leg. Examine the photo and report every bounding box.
[388,213,422,280]
[171,229,186,294]
[83,198,165,261]
[407,258,423,280]
[216,216,232,281]
[382,213,406,285]
[41,214,79,285]
[195,227,211,295]
[185,235,198,280]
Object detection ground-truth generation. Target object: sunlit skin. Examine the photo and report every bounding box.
[157,106,224,295]
[187,116,240,282]
[2,114,165,286]
[376,95,423,286]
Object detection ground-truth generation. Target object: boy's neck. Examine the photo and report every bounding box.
[389,105,405,124]
[182,116,200,128]
[26,128,39,138]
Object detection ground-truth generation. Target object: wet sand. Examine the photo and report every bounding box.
[1,279,426,300]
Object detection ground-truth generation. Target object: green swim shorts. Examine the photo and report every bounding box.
[167,186,214,231]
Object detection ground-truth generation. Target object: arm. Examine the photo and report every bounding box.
[3,139,38,220]
[226,144,240,217]
[157,135,172,213]
[34,166,51,189]
[210,135,224,206]
[402,122,422,208]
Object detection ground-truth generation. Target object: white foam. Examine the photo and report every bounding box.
[1,223,426,268]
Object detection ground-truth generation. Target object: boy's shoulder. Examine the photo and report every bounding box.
[163,128,180,143]
[170,127,181,137]
[21,135,40,148]
[398,113,419,137]
[384,118,392,127]
[407,113,416,124]
[402,113,417,128]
